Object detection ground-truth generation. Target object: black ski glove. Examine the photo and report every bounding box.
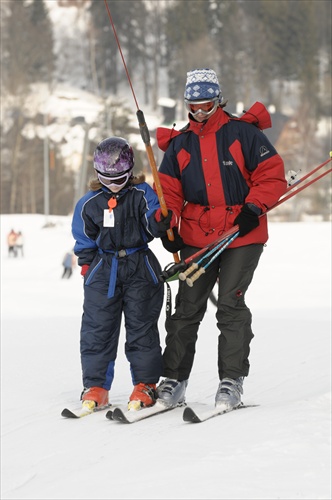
[154,209,175,233]
[234,203,261,237]
[161,227,186,253]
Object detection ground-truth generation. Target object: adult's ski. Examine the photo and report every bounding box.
[183,403,259,423]
[107,401,180,423]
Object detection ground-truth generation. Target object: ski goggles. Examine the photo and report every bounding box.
[96,170,131,190]
[184,98,219,117]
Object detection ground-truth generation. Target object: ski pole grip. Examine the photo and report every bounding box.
[136,110,150,144]
[178,263,198,281]
[186,267,206,287]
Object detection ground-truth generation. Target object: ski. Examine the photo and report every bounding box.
[108,401,180,424]
[61,404,111,419]
[183,403,259,423]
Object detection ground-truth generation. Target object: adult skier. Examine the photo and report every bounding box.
[155,68,287,411]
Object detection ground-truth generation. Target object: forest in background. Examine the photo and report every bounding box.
[1,0,331,218]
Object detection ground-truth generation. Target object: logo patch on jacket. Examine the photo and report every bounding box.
[260,146,270,157]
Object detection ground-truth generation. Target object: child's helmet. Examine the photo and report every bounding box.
[94,137,134,176]
[93,137,134,190]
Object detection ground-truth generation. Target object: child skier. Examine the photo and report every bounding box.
[72,136,175,412]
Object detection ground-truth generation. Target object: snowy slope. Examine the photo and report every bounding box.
[1,214,331,500]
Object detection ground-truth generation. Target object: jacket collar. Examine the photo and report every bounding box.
[187,107,230,134]
[156,107,230,152]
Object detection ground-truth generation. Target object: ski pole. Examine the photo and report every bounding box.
[270,165,331,211]
[186,232,239,287]
[183,154,332,286]
[161,154,332,282]
[103,0,180,264]
[160,230,239,282]
[178,233,234,281]
[285,155,332,192]
[189,155,332,261]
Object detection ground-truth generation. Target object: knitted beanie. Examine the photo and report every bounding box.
[184,68,221,101]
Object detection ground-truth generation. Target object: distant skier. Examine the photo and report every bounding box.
[7,229,17,257]
[15,231,24,257]
[61,250,75,279]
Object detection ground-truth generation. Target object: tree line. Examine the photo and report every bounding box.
[1,0,331,216]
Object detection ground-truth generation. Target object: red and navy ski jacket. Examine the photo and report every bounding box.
[156,103,287,248]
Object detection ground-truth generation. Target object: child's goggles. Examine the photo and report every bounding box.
[96,170,131,189]
[184,98,219,117]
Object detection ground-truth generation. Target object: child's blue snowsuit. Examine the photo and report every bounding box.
[72,182,165,389]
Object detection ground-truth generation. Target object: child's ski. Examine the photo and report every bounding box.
[107,402,181,423]
[61,404,111,419]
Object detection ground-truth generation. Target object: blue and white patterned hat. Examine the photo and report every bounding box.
[184,68,221,101]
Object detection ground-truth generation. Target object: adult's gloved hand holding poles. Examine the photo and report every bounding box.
[234,203,261,236]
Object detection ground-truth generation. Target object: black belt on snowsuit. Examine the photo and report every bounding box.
[98,245,148,299]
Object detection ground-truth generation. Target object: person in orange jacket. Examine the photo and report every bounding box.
[154,68,287,411]
[7,229,18,257]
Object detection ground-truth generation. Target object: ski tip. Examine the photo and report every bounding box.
[61,408,79,418]
[105,409,114,420]
[183,407,201,423]
[112,407,130,423]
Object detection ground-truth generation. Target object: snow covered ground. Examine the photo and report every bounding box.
[1,214,331,500]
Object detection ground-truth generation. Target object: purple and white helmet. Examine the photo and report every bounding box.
[93,137,134,190]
